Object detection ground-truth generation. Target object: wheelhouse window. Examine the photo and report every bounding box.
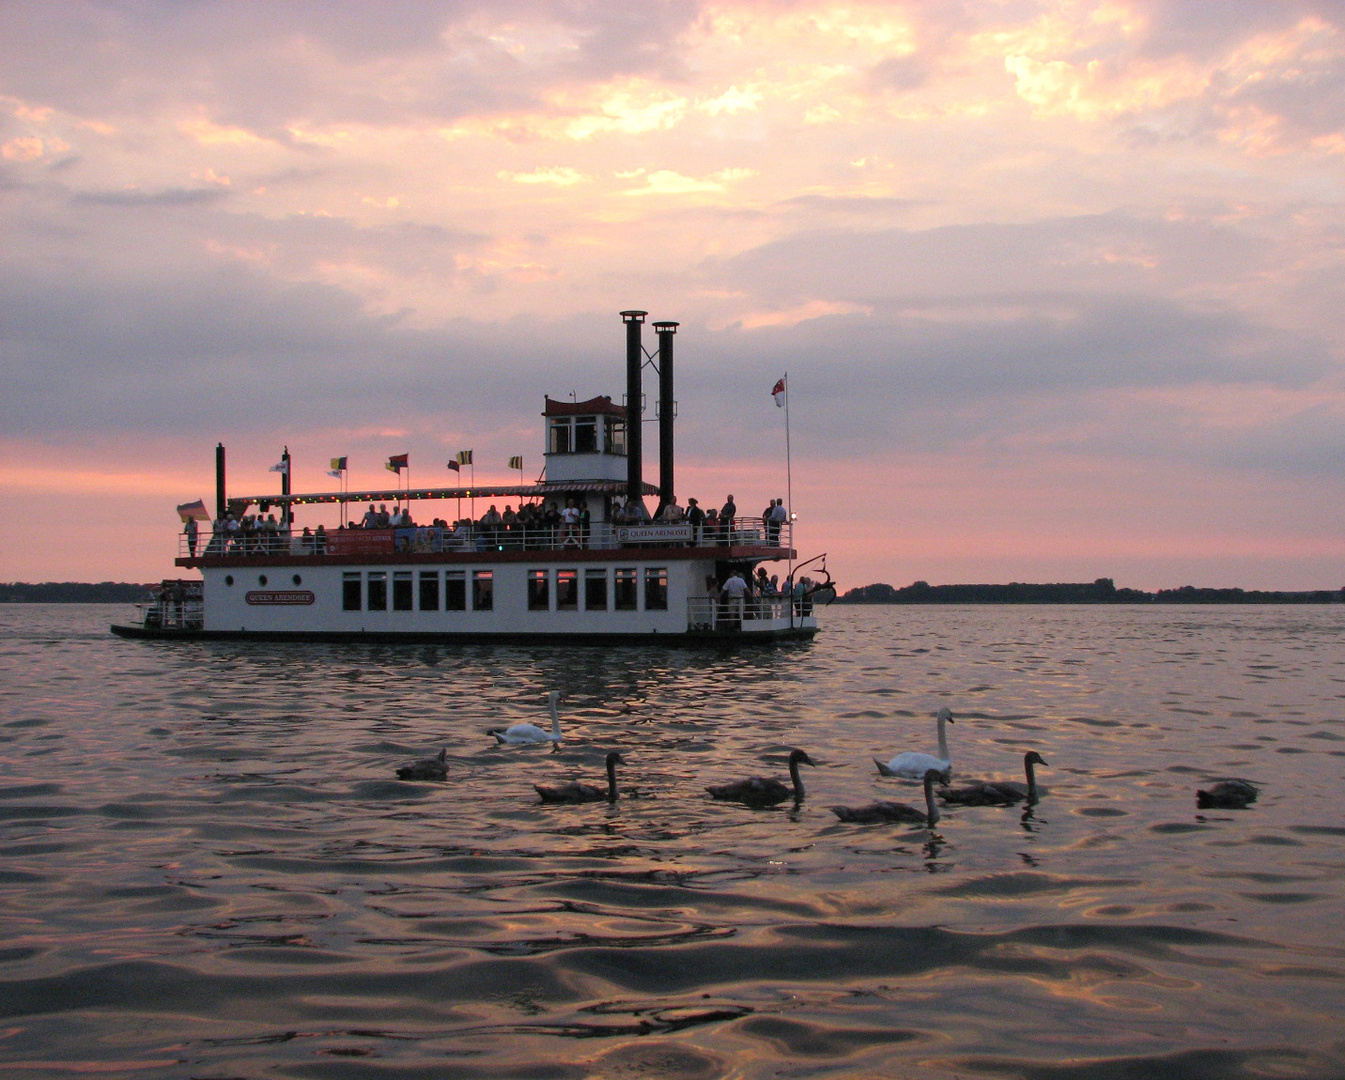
[528,569,550,611]
[614,568,638,611]
[605,416,626,456]
[644,567,668,611]
[367,571,387,611]
[342,573,361,611]
[445,571,466,611]
[557,569,578,611]
[550,414,611,454]
[419,571,439,611]
[472,570,493,611]
[574,418,597,453]
[585,568,608,611]
[393,571,413,611]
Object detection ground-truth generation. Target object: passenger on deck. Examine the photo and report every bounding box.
[561,498,581,547]
[721,570,748,627]
[719,495,736,545]
[661,499,684,523]
[686,498,705,545]
[704,507,720,544]
[314,524,327,554]
[771,499,788,543]
[183,516,199,557]
[377,504,390,527]
[361,504,379,528]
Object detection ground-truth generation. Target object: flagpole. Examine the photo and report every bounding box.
[784,371,793,584]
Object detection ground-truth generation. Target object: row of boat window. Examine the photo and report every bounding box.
[340,567,669,613]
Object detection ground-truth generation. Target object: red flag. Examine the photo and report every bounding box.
[386,453,408,473]
[771,377,786,407]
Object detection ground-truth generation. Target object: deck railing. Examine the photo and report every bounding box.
[686,594,814,631]
[181,520,793,559]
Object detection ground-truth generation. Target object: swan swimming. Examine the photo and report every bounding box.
[490,690,564,751]
[395,747,448,781]
[707,748,815,807]
[1196,778,1258,809]
[874,706,954,780]
[535,751,624,804]
[831,769,943,825]
[939,750,1048,806]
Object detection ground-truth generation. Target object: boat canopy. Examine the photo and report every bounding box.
[228,478,659,514]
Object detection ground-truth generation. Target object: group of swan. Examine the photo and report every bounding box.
[395,697,1259,816]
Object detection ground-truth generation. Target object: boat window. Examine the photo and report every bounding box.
[557,569,578,610]
[445,571,466,611]
[574,417,597,453]
[419,571,439,611]
[393,571,413,611]
[225,575,234,587]
[548,418,572,455]
[258,575,268,586]
[528,569,549,611]
[292,575,302,586]
[605,416,626,456]
[644,567,668,611]
[367,571,387,611]
[472,570,493,611]
[614,568,638,610]
[585,569,608,611]
[342,573,361,611]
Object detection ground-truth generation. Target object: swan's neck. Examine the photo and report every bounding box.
[936,716,949,760]
[923,775,941,825]
[549,697,562,739]
[606,757,619,801]
[1024,757,1038,801]
[789,757,806,800]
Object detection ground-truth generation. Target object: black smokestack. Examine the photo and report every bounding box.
[215,442,226,521]
[621,310,646,503]
[653,321,678,512]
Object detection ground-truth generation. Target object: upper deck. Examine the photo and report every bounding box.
[178,517,796,567]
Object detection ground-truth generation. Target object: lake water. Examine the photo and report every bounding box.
[2,602,1344,1078]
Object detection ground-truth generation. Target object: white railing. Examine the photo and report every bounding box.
[181,520,793,559]
[687,594,814,631]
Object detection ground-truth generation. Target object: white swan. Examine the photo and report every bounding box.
[490,690,564,752]
[874,706,954,780]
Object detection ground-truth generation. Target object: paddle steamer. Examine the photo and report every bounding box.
[112,311,825,643]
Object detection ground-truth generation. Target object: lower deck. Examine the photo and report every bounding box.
[119,551,819,641]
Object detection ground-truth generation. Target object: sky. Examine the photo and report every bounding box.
[2,0,1343,592]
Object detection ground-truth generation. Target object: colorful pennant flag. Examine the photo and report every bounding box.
[269,460,289,473]
[508,456,523,471]
[446,460,460,472]
[771,377,786,407]
[386,453,408,473]
[176,499,209,522]
[456,449,473,465]
[330,456,347,471]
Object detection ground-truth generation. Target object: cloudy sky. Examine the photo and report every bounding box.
[2,0,1343,591]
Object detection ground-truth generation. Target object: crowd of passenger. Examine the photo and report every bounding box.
[185,492,793,557]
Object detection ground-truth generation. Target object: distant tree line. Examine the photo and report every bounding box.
[837,579,1345,604]
[0,582,157,603]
